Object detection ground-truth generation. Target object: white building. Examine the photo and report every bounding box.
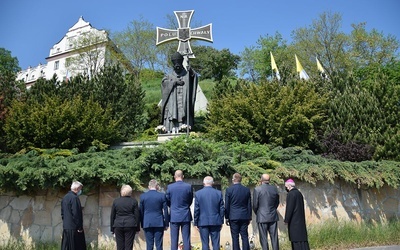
[16,16,127,88]
[16,16,208,112]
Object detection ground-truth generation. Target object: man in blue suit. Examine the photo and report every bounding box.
[194,176,224,250]
[166,170,193,250]
[140,179,169,250]
[225,173,252,250]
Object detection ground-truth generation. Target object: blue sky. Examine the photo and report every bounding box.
[1,0,399,70]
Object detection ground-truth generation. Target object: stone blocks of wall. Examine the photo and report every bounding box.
[0,179,399,248]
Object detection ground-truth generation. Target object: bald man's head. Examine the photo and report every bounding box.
[261,174,270,183]
[174,170,184,181]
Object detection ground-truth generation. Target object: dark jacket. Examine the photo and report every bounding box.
[225,183,252,221]
[165,181,193,223]
[110,196,140,233]
[61,191,83,230]
[284,187,308,241]
[252,183,280,223]
[140,189,169,228]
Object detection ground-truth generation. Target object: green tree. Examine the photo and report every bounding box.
[26,65,146,143]
[238,33,290,82]
[206,80,326,147]
[112,17,158,80]
[291,12,351,83]
[26,75,60,103]
[4,95,120,152]
[0,48,20,74]
[190,46,240,82]
[350,22,399,68]
[65,30,110,78]
[0,48,25,152]
[90,65,146,140]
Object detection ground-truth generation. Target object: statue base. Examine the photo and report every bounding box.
[157,133,185,142]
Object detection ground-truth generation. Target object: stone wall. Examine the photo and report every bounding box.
[0,179,399,249]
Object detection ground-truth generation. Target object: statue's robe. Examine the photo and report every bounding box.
[161,68,198,133]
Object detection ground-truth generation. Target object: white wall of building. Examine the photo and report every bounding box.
[16,16,107,87]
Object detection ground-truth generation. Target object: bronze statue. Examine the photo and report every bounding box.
[160,52,198,134]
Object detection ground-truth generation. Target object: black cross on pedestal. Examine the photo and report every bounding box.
[156,10,213,57]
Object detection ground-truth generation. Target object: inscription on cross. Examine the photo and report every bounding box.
[156,10,213,57]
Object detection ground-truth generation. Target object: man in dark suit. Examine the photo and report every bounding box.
[284,179,310,250]
[140,179,169,250]
[166,170,193,250]
[194,176,224,250]
[252,174,280,250]
[225,173,252,250]
[61,181,86,250]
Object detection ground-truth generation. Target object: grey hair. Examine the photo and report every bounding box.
[120,184,133,197]
[148,179,158,189]
[203,176,214,185]
[71,181,83,191]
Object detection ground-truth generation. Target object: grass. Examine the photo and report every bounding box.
[306,219,400,250]
[1,219,399,250]
[142,77,215,106]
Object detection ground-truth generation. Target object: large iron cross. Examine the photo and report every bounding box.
[156,10,213,58]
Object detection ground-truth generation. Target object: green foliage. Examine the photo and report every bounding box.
[3,65,147,152]
[112,17,158,79]
[238,32,288,81]
[1,219,399,249]
[307,219,400,249]
[140,68,164,82]
[0,48,20,76]
[90,65,146,140]
[4,95,120,152]
[321,61,400,161]
[1,138,399,195]
[206,80,326,148]
[0,48,25,152]
[350,22,399,67]
[191,46,240,82]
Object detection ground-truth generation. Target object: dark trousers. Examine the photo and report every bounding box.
[198,225,222,250]
[114,227,136,250]
[144,227,164,250]
[170,222,191,250]
[61,229,86,250]
[291,241,310,250]
[230,220,250,250]
[257,222,279,250]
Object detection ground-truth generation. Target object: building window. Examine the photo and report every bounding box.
[54,61,59,70]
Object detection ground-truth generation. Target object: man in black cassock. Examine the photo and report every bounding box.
[160,52,198,134]
[61,181,86,250]
[284,179,310,250]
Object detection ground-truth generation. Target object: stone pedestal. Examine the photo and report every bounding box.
[157,133,185,142]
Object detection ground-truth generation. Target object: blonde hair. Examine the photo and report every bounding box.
[120,184,133,197]
[232,173,242,182]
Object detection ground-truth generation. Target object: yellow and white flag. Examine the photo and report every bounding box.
[270,51,281,80]
[316,57,328,79]
[295,54,309,80]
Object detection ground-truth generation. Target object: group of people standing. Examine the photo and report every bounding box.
[60,171,309,250]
